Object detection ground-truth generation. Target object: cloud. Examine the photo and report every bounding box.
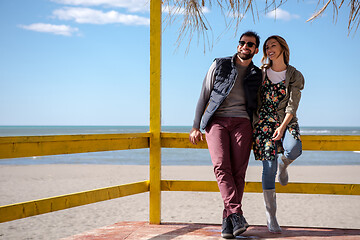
[226,11,244,19]
[53,7,150,25]
[55,0,212,15]
[162,5,210,15]
[52,0,149,13]
[19,23,79,36]
[265,8,300,21]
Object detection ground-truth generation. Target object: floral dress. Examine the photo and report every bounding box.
[253,76,301,161]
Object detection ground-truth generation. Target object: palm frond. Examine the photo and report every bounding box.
[163,0,359,53]
[307,0,359,35]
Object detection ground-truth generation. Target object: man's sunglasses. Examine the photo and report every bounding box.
[239,41,256,48]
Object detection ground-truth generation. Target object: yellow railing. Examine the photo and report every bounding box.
[0,133,360,223]
[161,133,360,151]
[0,133,150,159]
[0,180,150,223]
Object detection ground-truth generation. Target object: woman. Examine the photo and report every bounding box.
[253,35,304,233]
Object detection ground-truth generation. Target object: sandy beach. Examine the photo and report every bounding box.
[0,164,359,240]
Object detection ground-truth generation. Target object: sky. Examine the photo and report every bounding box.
[0,0,359,127]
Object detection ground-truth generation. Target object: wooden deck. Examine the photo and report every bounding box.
[61,221,360,239]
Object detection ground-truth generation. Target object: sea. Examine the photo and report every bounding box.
[0,126,359,166]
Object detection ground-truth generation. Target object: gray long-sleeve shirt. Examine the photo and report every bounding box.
[192,61,249,129]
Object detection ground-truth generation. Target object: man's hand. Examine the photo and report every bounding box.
[189,128,203,145]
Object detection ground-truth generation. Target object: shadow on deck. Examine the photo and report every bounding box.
[61,221,360,239]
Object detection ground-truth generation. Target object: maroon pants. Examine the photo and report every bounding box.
[205,117,253,218]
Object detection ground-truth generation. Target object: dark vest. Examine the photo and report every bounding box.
[200,56,262,130]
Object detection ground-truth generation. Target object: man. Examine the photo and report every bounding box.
[189,31,262,239]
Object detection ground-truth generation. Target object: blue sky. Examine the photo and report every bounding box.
[0,0,359,127]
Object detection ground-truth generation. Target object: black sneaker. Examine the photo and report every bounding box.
[221,217,234,239]
[229,213,247,236]
[241,215,250,229]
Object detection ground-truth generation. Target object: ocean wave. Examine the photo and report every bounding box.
[301,130,332,134]
[301,128,360,135]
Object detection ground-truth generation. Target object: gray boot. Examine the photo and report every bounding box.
[263,189,282,233]
[278,155,294,186]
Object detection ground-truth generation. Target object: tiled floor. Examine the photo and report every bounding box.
[62,221,360,240]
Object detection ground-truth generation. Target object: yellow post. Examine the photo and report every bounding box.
[149,0,162,224]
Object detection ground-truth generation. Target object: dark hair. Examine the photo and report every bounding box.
[239,31,260,48]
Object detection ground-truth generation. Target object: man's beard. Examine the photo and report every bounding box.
[237,51,255,61]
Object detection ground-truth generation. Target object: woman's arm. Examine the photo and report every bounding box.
[273,69,304,141]
[285,70,304,116]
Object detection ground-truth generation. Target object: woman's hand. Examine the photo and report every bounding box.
[189,128,203,145]
[272,113,294,141]
[272,126,285,141]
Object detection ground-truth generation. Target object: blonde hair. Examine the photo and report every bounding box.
[261,35,290,69]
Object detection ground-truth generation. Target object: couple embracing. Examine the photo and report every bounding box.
[189,31,304,238]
